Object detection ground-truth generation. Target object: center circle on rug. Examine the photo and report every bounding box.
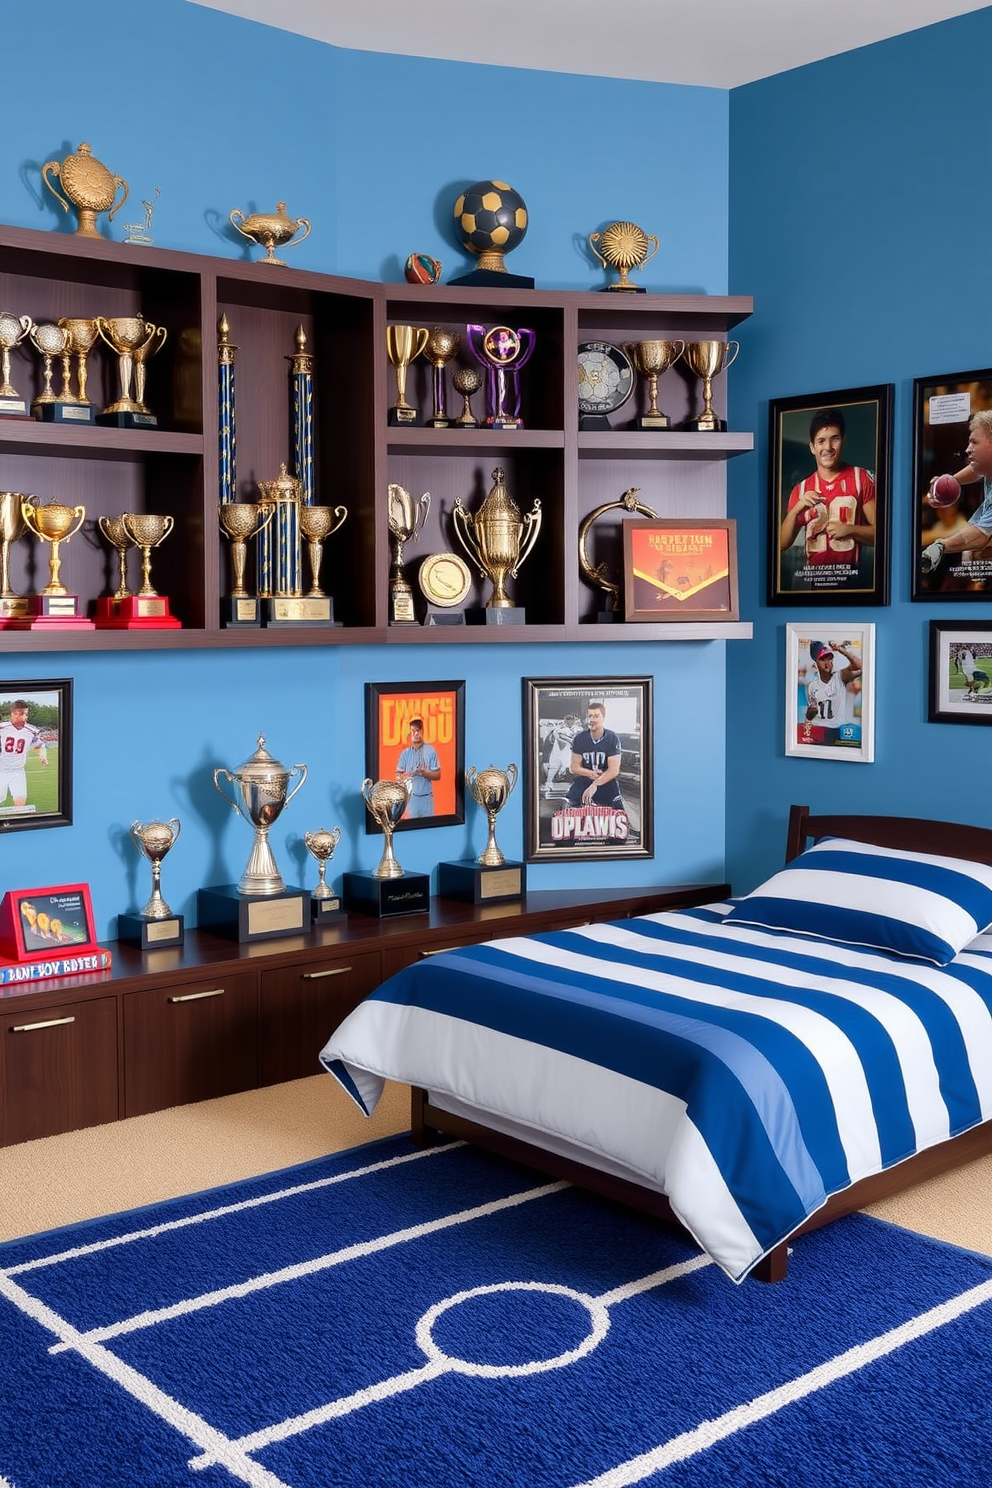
[416,1280,610,1378]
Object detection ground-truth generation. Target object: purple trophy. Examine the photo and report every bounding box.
[465,324,536,429]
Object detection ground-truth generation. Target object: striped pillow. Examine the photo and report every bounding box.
[726,837,992,965]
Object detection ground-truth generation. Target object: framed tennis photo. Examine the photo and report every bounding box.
[0,679,72,833]
[768,385,892,606]
[523,676,653,863]
[622,518,738,622]
[364,680,465,831]
[928,621,992,725]
[912,367,992,601]
[785,624,875,762]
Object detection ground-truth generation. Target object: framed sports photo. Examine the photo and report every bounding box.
[0,882,99,962]
[364,680,465,832]
[785,624,875,762]
[912,367,992,600]
[622,518,738,621]
[928,622,992,725]
[523,676,653,863]
[768,385,892,606]
[0,679,72,833]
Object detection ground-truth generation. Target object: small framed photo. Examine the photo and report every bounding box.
[768,386,892,605]
[0,882,99,963]
[364,680,465,831]
[0,679,72,832]
[622,518,738,621]
[928,622,992,724]
[523,676,653,863]
[785,624,875,762]
[912,368,992,600]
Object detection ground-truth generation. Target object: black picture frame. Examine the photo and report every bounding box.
[912,368,992,600]
[523,676,653,863]
[364,680,465,832]
[0,679,73,833]
[928,622,992,725]
[768,384,892,606]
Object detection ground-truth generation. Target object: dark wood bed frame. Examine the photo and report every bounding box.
[411,805,992,1282]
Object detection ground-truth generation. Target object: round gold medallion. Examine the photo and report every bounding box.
[419,552,472,608]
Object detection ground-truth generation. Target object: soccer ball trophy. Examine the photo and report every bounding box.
[450,180,533,288]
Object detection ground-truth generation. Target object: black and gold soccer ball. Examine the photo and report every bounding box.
[453,180,528,268]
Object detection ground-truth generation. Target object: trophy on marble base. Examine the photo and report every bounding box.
[386,325,429,425]
[387,483,430,625]
[118,818,184,950]
[0,491,36,622]
[453,467,541,623]
[439,764,525,903]
[11,498,94,630]
[0,313,34,418]
[305,827,344,922]
[343,778,429,918]
[682,341,740,432]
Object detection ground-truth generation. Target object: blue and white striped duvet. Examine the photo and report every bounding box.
[319,903,992,1281]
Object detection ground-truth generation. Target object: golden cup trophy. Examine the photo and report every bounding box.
[230,202,311,266]
[439,764,525,903]
[589,221,660,293]
[425,327,461,428]
[387,482,431,625]
[201,734,311,942]
[299,503,348,600]
[28,323,69,420]
[218,500,276,627]
[453,466,542,624]
[102,512,182,629]
[118,819,185,950]
[386,325,429,425]
[451,366,483,428]
[623,340,685,429]
[57,317,100,424]
[95,316,164,428]
[578,487,659,622]
[41,142,129,240]
[343,777,430,917]
[132,324,168,423]
[0,492,37,621]
[304,826,344,921]
[14,498,94,630]
[0,313,34,417]
[96,513,136,611]
[682,340,740,431]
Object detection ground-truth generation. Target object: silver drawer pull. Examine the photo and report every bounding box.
[302,966,353,980]
[12,1016,76,1033]
[168,988,225,1003]
[419,947,457,958]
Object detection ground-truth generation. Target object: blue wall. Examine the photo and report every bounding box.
[727,9,992,892]
[0,0,732,937]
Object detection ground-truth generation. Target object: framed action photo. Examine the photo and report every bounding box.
[768,385,892,606]
[523,676,653,863]
[364,680,465,831]
[785,624,875,762]
[912,368,992,600]
[622,518,738,622]
[928,622,992,725]
[0,679,72,833]
[0,882,98,962]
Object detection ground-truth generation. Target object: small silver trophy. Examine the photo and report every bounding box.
[305,826,343,921]
[119,818,184,949]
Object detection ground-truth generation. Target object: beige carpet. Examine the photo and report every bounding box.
[2,1076,992,1260]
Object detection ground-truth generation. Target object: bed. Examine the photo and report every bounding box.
[319,806,992,1282]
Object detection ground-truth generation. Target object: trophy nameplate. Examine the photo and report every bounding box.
[224,597,262,627]
[311,893,344,923]
[94,594,182,629]
[263,596,338,625]
[197,883,311,943]
[34,401,95,425]
[437,859,526,904]
[8,594,95,631]
[341,870,430,918]
[117,910,185,951]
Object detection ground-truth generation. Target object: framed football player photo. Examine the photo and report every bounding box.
[928,621,992,725]
[0,679,73,832]
[912,367,992,600]
[523,676,653,863]
[785,624,875,762]
[768,385,892,606]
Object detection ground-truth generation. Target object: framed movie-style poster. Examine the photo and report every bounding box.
[364,680,465,831]
[928,621,992,725]
[523,676,653,863]
[768,385,892,606]
[622,518,739,621]
[912,367,992,600]
[0,679,72,833]
[785,624,875,762]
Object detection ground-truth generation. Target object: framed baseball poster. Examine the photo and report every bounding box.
[364,680,465,831]
[912,368,992,600]
[785,624,875,762]
[928,621,992,724]
[523,676,653,863]
[0,679,72,832]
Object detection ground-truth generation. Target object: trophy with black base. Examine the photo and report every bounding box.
[118,819,184,950]
[342,778,429,918]
[438,764,525,904]
[305,827,344,922]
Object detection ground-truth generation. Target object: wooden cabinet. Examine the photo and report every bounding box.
[123,971,258,1117]
[259,949,381,1086]
[0,995,118,1145]
[0,222,751,650]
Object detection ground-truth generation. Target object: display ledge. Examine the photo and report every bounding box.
[0,421,204,458]
[578,431,753,457]
[386,427,566,453]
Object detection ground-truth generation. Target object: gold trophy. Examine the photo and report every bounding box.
[453,466,542,622]
[41,142,129,240]
[623,340,685,429]
[28,323,69,418]
[0,492,37,620]
[132,324,168,422]
[364,778,412,880]
[578,487,659,621]
[589,221,660,292]
[97,514,136,601]
[439,764,525,903]
[17,498,93,628]
[299,503,348,599]
[0,313,34,416]
[682,341,740,431]
[469,764,518,866]
[425,327,461,427]
[451,366,483,428]
[119,819,185,950]
[57,318,100,423]
[229,202,311,266]
[117,512,181,628]
[342,776,430,917]
[218,500,276,627]
[387,482,431,625]
[386,324,429,425]
[95,315,162,427]
[304,826,343,921]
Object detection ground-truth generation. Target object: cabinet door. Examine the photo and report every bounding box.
[259,950,382,1087]
[1,996,118,1146]
[123,973,258,1117]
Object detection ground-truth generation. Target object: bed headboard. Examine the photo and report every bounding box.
[786,804,992,868]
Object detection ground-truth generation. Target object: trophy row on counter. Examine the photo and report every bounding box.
[120,735,523,950]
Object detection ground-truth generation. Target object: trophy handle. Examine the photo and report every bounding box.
[41,162,71,216]
[284,763,308,808]
[129,821,146,855]
[671,340,686,364]
[289,217,312,247]
[412,327,430,361]
[213,767,241,815]
[504,763,519,798]
[159,515,175,543]
[94,317,117,352]
[16,317,33,345]
[643,235,661,267]
[588,232,607,270]
[65,506,86,542]
[417,491,431,533]
[108,174,129,222]
[452,501,483,577]
[723,341,740,371]
[230,209,250,241]
[511,502,543,576]
[327,506,348,539]
[168,817,181,843]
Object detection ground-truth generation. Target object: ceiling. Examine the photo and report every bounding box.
[186,0,985,88]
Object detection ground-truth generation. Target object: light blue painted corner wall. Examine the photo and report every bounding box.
[727,9,992,893]
[0,0,732,937]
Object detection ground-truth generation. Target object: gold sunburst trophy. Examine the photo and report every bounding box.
[41,142,129,240]
[589,221,660,293]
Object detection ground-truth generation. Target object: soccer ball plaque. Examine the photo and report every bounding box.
[450,180,534,289]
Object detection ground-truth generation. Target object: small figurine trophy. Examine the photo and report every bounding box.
[387,482,431,625]
[305,827,343,921]
[342,778,430,918]
[438,765,526,904]
[119,819,184,950]
[451,366,483,428]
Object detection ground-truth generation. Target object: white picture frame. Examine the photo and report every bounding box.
[785,623,875,762]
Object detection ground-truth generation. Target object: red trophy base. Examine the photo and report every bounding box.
[3,594,94,630]
[93,595,182,629]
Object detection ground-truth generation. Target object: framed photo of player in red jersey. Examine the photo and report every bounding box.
[523,676,653,862]
[0,678,72,833]
[768,385,892,606]
[785,624,875,762]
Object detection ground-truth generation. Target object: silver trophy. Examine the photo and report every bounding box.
[387,482,431,624]
[305,827,342,899]
[213,734,307,894]
[130,818,181,919]
[467,765,518,866]
[362,777,414,878]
